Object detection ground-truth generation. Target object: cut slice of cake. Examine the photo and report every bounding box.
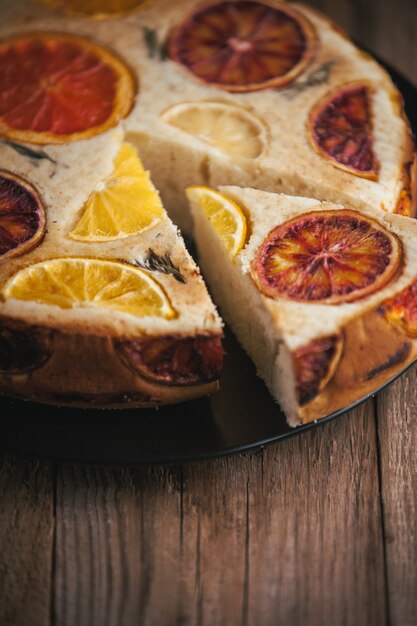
[0,138,223,408]
[1,0,415,235]
[187,185,417,426]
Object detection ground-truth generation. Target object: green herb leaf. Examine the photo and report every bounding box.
[280,60,337,97]
[127,249,186,283]
[1,139,57,166]
[142,26,167,61]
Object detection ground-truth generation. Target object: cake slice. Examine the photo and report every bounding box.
[187,185,417,426]
[0,138,223,408]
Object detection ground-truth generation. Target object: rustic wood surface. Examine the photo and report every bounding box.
[1,1,417,625]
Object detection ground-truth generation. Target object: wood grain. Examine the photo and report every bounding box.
[377,364,417,626]
[0,456,54,626]
[51,403,385,626]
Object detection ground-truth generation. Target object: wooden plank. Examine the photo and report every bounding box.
[309,0,417,86]
[0,455,54,626]
[53,465,183,626]
[377,364,417,626]
[246,403,385,626]
[52,402,385,626]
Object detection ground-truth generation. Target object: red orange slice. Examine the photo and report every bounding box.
[381,279,417,338]
[251,210,401,304]
[0,170,45,260]
[309,83,378,179]
[169,0,316,93]
[293,335,343,406]
[117,334,224,386]
[0,33,136,144]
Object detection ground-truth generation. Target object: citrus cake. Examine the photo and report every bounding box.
[0,0,416,419]
[0,0,415,233]
[187,185,417,425]
[0,136,223,407]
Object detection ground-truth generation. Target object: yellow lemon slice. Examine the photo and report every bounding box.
[161,101,267,159]
[186,186,247,257]
[70,143,164,242]
[2,257,176,319]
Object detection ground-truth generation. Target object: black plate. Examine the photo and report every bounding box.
[0,60,415,466]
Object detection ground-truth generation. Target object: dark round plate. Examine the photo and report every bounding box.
[0,60,416,466]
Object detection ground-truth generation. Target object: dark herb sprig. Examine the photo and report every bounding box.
[280,60,337,97]
[1,139,57,166]
[127,249,186,283]
[142,26,168,61]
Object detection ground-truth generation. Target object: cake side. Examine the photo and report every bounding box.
[188,185,417,425]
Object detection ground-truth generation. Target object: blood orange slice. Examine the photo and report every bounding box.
[169,0,316,93]
[251,210,401,304]
[117,334,224,386]
[381,280,417,338]
[309,83,378,179]
[0,33,135,145]
[0,170,45,261]
[0,320,52,374]
[293,335,343,406]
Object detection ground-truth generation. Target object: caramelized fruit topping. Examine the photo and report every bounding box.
[117,334,224,386]
[0,170,45,260]
[169,0,316,92]
[309,83,378,179]
[381,279,417,338]
[0,320,51,374]
[293,335,342,406]
[251,210,401,304]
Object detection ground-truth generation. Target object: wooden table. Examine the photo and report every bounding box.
[1,1,417,624]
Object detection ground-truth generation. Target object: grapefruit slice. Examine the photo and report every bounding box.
[70,143,164,241]
[251,210,401,304]
[0,33,136,144]
[309,82,378,179]
[161,100,267,159]
[2,258,177,319]
[117,334,224,385]
[186,186,247,257]
[169,0,316,93]
[293,335,343,406]
[0,170,45,260]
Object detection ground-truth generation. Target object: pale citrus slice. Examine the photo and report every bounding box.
[186,186,246,257]
[2,258,176,319]
[251,210,401,304]
[70,143,164,242]
[0,33,136,144]
[160,101,267,159]
[169,0,316,93]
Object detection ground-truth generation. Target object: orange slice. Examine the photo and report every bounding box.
[169,0,316,93]
[117,334,224,385]
[0,33,136,145]
[309,82,378,180]
[381,279,417,337]
[70,142,164,241]
[0,320,52,374]
[251,210,401,304]
[293,335,343,406]
[0,170,45,260]
[160,101,267,159]
[2,258,176,319]
[186,186,247,257]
